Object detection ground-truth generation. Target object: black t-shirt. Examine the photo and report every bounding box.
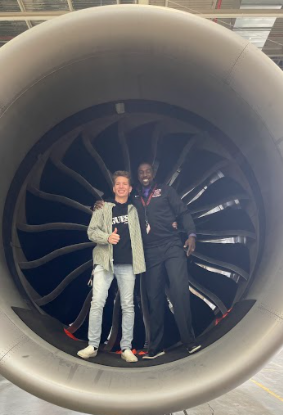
[112,202,132,264]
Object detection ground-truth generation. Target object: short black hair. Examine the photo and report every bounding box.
[137,161,153,171]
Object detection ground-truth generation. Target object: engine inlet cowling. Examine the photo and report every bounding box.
[1,5,283,415]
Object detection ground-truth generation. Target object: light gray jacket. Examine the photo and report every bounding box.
[87,202,146,275]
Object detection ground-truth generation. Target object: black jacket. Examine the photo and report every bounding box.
[133,182,196,247]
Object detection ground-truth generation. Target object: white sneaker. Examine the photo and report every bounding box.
[77,345,98,359]
[142,351,165,360]
[121,349,138,363]
[187,344,202,354]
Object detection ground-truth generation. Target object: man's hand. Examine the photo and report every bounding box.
[184,235,196,257]
[93,200,104,211]
[108,228,120,245]
[172,221,178,230]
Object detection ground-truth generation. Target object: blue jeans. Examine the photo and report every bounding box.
[88,264,136,350]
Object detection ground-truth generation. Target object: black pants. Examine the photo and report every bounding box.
[145,240,195,354]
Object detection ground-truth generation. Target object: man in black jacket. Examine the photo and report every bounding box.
[134,162,201,359]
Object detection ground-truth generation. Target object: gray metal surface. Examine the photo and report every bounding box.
[1,348,283,414]
[0,2,283,70]
[1,5,283,415]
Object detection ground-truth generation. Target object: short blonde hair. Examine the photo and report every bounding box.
[112,170,131,185]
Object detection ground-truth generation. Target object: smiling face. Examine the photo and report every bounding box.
[113,176,132,202]
[137,163,154,187]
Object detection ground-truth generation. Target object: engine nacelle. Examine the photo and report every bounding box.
[1,5,283,415]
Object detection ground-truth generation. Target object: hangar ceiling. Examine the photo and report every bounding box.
[0,0,283,70]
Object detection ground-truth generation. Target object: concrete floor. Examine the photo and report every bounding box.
[1,349,283,415]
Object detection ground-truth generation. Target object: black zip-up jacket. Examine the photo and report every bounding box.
[133,182,196,248]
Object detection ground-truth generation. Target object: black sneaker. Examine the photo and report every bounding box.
[187,344,201,354]
[142,350,165,360]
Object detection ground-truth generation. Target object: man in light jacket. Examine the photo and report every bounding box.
[77,171,146,363]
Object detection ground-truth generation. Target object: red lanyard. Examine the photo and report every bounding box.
[140,185,157,207]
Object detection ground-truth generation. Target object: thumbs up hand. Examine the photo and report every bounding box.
[108,228,120,244]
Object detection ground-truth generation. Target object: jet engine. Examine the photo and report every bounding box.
[1,5,283,415]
